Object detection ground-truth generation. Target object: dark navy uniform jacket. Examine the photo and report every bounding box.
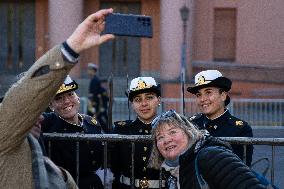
[111,118,163,189]
[190,110,253,166]
[42,112,104,188]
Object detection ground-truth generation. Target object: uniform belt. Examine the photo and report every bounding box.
[120,175,165,188]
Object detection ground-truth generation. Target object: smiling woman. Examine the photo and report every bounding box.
[41,75,107,189]
[148,110,268,189]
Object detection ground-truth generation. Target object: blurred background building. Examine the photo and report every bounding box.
[1,1,283,186]
[0,0,284,114]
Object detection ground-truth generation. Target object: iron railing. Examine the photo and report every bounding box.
[43,133,284,188]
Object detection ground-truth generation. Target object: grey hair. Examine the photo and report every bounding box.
[148,113,205,169]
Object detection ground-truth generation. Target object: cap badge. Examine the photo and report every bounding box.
[133,79,151,91]
[197,75,206,86]
[57,83,76,94]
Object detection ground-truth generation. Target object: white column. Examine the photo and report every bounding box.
[160,0,184,80]
[160,0,193,80]
[48,0,83,77]
[48,0,83,47]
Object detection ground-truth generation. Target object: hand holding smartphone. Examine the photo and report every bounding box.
[103,13,153,38]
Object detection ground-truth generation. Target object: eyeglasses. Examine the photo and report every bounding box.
[152,109,184,129]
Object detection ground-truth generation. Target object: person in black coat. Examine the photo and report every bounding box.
[87,63,109,130]
[111,77,165,189]
[187,70,253,166]
[148,110,266,189]
[42,76,107,189]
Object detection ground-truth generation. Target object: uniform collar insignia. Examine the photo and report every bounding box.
[91,117,97,125]
[235,120,243,126]
[118,121,126,126]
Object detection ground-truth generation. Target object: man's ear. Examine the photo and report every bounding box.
[221,91,228,103]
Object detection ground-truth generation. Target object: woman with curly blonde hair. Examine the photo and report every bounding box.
[148,110,266,189]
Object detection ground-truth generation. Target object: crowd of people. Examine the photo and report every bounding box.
[0,8,269,189]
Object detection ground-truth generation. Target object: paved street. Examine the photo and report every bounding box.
[251,127,284,188]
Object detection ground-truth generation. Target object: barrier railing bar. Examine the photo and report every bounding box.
[243,145,246,164]
[131,142,135,189]
[271,145,275,185]
[43,134,284,186]
[43,134,284,145]
[103,142,108,189]
[76,142,80,185]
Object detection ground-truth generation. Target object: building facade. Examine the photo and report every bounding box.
[0,0,283,99]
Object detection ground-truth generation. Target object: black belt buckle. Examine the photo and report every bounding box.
[139,177,149,189]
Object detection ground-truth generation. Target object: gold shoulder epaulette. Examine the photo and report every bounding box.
[117,121,127,126]
[235,120,244,127]
[114,120,132,127]
[91,117,98,125]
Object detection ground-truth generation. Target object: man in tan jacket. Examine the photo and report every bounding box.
[0,9,114,189]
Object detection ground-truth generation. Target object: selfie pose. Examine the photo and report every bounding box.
[0,8,114,189]
[148,110,266,189]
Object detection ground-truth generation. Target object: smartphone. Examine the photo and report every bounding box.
[104,13,153,38]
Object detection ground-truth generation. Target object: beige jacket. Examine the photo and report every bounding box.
[0,46,75,189]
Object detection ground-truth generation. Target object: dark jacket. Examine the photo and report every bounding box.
[179,137,265,189]
[111,118,163,189]
[88,75,109,130]
[190,110,253,166]
[42,112,104,189]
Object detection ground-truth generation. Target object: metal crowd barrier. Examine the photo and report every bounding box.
[43,133,284,188]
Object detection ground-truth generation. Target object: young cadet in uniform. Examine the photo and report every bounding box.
[111,77,165,189]
[42,76,106,189]
[187,70,253,166]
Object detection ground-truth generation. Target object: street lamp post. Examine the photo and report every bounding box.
[180,5,189,115]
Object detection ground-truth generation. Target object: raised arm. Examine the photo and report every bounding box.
[0,8,114,153]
